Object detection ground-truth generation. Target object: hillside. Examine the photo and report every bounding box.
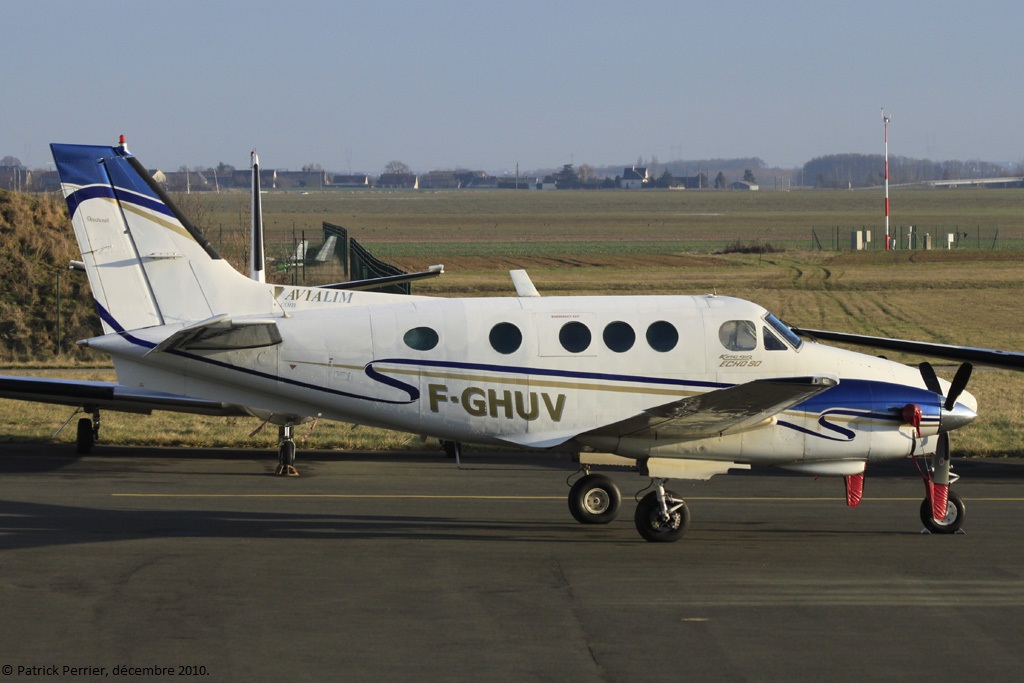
[0,190,100,361]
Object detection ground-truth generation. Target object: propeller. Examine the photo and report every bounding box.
[919,361,973,411]
[945,362,973,411]
[918,361,941,394]
[917,361,973,524]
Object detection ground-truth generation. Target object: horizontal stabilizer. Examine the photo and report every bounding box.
[0,376,250,416]
[586,376,838,441]
[149,315,282,354]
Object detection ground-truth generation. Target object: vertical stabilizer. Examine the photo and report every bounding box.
[51,139,271,333]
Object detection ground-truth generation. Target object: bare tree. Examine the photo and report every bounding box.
[384,160,411,175]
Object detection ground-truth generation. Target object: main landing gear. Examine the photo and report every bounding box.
[566,469,691,542]
[75,410,101,454]
[567,471,621,524]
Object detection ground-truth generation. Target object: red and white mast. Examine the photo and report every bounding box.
[882,109,891,250]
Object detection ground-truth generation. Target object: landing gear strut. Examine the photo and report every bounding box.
[275,424,299,476]
[917,434,965,534]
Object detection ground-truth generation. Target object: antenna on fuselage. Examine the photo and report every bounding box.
[250,150,266,283]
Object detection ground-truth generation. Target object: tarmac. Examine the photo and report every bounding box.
[2,442,1023,682]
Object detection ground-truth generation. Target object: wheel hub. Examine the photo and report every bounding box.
[583,488,610,514]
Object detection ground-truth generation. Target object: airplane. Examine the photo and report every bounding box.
[0,137,982,542]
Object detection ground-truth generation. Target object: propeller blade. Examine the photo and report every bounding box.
[945,363,973,411]
[919,362,942,394]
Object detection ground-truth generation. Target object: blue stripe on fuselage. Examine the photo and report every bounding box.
[90,307,941,434]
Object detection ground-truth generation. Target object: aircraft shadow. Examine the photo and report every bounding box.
[0,498,634,551]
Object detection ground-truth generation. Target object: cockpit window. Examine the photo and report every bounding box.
[764,313,803,349]
[718,320,757,352]
[763,327,787,351]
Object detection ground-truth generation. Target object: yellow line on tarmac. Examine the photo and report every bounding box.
[112,493,562,500]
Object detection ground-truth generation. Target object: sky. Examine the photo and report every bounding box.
[3,1,1022,175]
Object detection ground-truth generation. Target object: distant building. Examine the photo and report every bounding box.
[495,176,535,190]
[33,170,61,192]
[0,166,30,191]
[276,170,328,189]
[332,174,371,188]
[161,170,208,192]
[232,168,277,189]
[674,175,704,189]
[621,166,648,189]
[377,173,419,189]
[419,171,461,189]
[730,180,759,191]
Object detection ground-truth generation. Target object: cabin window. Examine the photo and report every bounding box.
[403,326,439,351]
[489,322,523,354]
[646,320,679,352]
[763,327,787,351]
[559,321,592,353]
[719,320,757,351]
[603,321,636,353]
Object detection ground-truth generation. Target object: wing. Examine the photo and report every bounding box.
[583,376,838,441]
[0,376,250,416]
[792,327,1024,372]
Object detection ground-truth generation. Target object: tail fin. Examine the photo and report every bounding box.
[51,139,269,333]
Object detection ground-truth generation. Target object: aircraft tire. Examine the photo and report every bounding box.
[75,417,93,454]
[920,490,965,534]
[634,490,689,542]
[568,474,621,524]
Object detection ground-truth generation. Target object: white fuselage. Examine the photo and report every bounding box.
[92,287,959,469]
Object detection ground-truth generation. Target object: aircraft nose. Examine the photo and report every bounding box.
[940,390,977,433]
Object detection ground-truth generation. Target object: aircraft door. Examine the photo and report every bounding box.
[329,307,373,394]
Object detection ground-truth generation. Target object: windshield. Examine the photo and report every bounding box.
[764,313,803,349]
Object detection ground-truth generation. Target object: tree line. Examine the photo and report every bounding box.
[803,154,1019,189]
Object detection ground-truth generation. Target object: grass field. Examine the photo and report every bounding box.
[190,187,1024,267]
[2,187,1024,457]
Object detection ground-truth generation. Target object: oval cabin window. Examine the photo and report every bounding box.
[403,326,439,351]
[646,320,679,352]
[603,321,636,353]
[559,321,592,353]
[489,322,523,355]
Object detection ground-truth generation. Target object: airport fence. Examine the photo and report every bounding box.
[273,222,411,294]
[811,226,1022,251]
